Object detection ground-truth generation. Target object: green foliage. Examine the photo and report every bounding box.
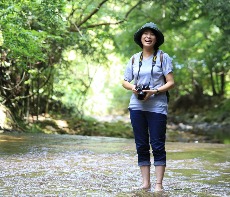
[51,0,145,117]
[223,99,230,111]
[107,85,132,115]
[0,0,66,65]
[67,117,133,138]
[162,0,230,98]
[1,0,230,128]
[113,0,230,103]
[26,123,44,133]
[224,139,230,144]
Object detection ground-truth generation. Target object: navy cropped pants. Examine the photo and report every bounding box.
[129,109,167,166]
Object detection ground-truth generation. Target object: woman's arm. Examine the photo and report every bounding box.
[157,72,175,92]
[122,80,138,95]
[142,72,175,101]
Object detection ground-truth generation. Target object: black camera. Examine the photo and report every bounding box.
[135,85,150,100]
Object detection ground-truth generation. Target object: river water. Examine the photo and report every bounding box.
[0,133,230,196]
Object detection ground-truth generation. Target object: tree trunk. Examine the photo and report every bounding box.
[220,72,225,97]
[21,81,25,117]
[214,68,221,95]
[32,79,34,122]
[26,91,30,123]
[209,68,217,96]
[46,93,49,114]
[37,77,40,121]
[25,73,30,123]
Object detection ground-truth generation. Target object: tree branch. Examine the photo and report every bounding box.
[77,0,95,24]
[124,0,143,20]
[4,66,54,101]
[1,72,25,91]
[69,0,144,31]
[80,22,122,29]
[77,0,109,28]
[66,5,77,21]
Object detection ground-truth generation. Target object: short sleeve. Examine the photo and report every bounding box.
[124,56,134,82]
[162,53,173,76]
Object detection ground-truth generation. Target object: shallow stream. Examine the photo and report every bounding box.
[0,133,230,196]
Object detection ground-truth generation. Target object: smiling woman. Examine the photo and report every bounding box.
[122,22,175,191]
[141,29,157,49]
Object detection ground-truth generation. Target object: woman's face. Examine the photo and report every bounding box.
[141,29,157,48]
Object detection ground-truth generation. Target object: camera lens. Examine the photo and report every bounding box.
[138,91,147,100]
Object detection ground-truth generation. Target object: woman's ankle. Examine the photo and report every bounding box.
[142,182,151,189]
[155,182,162,189]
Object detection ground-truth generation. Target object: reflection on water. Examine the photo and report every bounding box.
[0,133,230,196]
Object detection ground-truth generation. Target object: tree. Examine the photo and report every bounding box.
[0,0,145,120]
[113,0,230,101]
[0,0,66,120]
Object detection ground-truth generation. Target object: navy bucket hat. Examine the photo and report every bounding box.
[134,22,164,48]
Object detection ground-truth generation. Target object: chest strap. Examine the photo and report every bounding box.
[131,51,170,103]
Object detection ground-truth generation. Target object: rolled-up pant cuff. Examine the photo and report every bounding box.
[154,160,166,166]
[138,161,151,166]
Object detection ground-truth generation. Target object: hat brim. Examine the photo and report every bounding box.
[134,26,164,49]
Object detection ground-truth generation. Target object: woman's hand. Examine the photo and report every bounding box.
[132,85,138,96]
[142,89,157,101]
[141,72,175,101]
[122,80,138,95]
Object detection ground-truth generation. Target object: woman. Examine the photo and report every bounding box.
[122,22,175,191]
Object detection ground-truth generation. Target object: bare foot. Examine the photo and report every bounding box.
[142,183,151,189]
[132,184,151,191]
[155,183,163,191]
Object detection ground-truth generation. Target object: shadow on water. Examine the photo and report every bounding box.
[0,133,230,196]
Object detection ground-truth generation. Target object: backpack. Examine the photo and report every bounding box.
[132,51,170,103]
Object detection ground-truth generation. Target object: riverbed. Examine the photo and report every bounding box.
[0,133,230,196]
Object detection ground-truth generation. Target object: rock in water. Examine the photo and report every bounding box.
[0,105,21,132]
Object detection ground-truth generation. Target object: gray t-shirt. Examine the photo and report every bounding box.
[124,50,173,115]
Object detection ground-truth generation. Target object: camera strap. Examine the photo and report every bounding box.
[137,50,158,86]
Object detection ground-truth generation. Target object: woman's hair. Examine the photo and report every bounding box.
[154,45,159,51]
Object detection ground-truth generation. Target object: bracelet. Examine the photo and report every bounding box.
[151,88,159,94]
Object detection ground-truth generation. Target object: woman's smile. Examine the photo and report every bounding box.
[141,29,157,47]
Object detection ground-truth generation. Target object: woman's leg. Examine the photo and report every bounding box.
[146,111,167,190]
[129,109,151,188]
[140,165,151,188]
[155,165,165,190]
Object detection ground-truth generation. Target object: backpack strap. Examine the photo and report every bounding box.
[160,51,164,67]
[132,53,138,65]
[160,51,170,103]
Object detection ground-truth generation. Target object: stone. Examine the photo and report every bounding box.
[0,105,17,130]
[45,126,56,133]
[215,112,229,122]
[175,137,190,143]
[223,117,230,124]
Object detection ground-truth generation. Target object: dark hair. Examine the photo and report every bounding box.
[154,45,159,51]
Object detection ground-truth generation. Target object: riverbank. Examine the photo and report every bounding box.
[1,112,230,144]
[0,133,230,196]
[1,97,230,143]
